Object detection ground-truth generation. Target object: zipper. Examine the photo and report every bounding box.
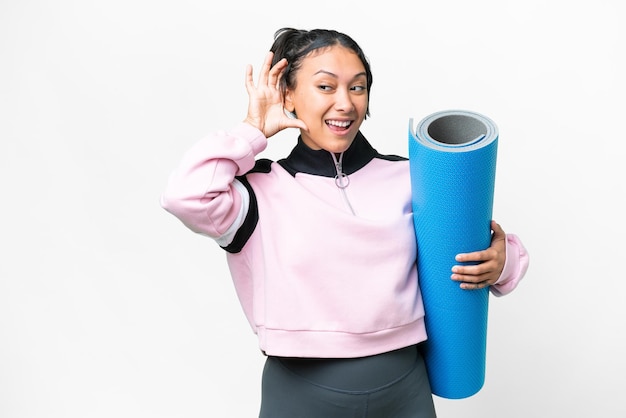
[330,152,356,215]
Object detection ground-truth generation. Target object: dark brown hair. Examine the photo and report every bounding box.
[270,28,373,118]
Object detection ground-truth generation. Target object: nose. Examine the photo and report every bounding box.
[334,88,355,113]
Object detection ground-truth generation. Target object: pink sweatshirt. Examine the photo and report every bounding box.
[161,123,529,358]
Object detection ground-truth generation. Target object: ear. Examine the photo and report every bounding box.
[284,89,295,113]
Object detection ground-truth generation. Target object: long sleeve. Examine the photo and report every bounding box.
[160,123,267,240]
[490,234,530,297]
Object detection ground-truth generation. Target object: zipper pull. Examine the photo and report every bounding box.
[333,156,350,189]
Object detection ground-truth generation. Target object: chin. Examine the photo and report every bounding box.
[324,140,353,154]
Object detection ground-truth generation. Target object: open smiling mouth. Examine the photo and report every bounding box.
[326,120,353,130]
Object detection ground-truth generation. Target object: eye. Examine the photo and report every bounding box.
[318,84,333,91]
[351,85,367,92]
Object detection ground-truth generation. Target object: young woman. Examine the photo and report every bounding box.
[161,27,529,418]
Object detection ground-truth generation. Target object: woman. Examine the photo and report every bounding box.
[161,27,529,418]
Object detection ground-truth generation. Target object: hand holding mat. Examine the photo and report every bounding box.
[408,109,498,399]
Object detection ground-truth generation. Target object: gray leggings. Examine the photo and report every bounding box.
[259,345,436,418]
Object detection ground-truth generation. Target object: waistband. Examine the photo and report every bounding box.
[273,344,419,391]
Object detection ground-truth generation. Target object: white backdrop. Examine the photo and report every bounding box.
[1,1,624,417]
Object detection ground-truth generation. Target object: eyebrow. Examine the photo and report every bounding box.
[313,69,367,80]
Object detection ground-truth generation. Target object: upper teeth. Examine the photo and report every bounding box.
[327,120,351,127]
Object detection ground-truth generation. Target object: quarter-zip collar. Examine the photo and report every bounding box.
[277,131,377,177]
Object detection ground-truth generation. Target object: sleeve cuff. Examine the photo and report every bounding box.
[490,233,530,297]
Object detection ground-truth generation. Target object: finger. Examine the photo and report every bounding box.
[268,58,287,89]
[459,281,489,291]
[244,64,254,92]
[452,255,499,276]
[452,267,493,285]
[455,248,492,263]
[257,51,274,86]
[451,268,492,282]
[452,263,481,276]
[491,220,505,237]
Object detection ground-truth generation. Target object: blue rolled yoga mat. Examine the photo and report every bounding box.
[408,109,498,399]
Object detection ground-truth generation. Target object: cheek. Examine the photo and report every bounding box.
[296,101,326,122]
[358,96,369,112]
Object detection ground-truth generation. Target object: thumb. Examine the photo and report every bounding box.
[284,118,308,132]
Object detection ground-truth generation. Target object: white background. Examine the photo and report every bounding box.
[1,1,624,417]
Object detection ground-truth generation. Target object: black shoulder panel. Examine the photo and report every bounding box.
[376,153,408,162]
[220,159,274,253]
[248,158,273,174]
[221,175,259,254]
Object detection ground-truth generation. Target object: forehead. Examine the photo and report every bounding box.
[298,45,366,77]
